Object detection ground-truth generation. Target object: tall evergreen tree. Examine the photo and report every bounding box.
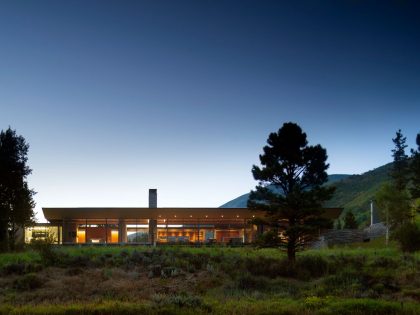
[391,129,409,191]
[410,133,420,200]
[0,127,35,251]
[248,122,335,262]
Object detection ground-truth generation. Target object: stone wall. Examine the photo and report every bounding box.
[312,224,387,248]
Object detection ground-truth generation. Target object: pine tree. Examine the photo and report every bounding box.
[248,122,335,262]
[391,129,409,192]
[410,133,420,200]
[0,127,36,251]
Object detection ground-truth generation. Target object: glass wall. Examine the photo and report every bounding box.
[76,220,119,244]
[25,225,61,244]
[126,219,149,243]
[154,218,250,244]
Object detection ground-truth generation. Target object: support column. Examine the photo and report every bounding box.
[105,219,108,244]
[118,218,127,243]
[243,219,247,243]
[197,219,200,244]
[148,219,157,246]
[257,224,264,237]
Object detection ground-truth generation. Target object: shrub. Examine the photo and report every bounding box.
[161,266,180,278]
[151,293,210,311]
[236,273,270,291]
[245,256,284,278]
[295,255,329,278]
[13,273,43,290]
[1,262,41,275]
[393,223,420,253]
[369,256,399,269]
[30,236,58,266]
[255,230,281,248]
[148,264,162,278]
[65,255,91,268]
[129,250,144,264]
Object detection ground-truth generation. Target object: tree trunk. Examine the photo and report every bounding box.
[287,241,296,263]
[0,221,9,252]
[9,222,16,251]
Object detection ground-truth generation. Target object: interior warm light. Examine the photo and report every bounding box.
[189,215,192,218]
[157,224,182,228]
[221,215,224,218]
[127,224,148,228]
[205,215,208,218]
[174,215,177,218]
[252,215,255,218]
[236,215,239,218]
[111,230,118,243]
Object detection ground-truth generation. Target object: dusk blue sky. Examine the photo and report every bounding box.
[1,1,419,221]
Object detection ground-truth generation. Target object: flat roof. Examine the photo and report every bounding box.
[42,207,342,221]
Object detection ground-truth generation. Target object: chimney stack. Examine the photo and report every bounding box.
[149,189,157,208]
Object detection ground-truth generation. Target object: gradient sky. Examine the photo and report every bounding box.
[1,1,419,221]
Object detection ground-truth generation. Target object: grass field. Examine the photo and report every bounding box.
[0,242,419,314]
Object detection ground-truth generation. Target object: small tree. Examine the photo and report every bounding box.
[0,127,36,251]
[248,122,335,262]
[375,183,412,228]
[343,211,358,229]
[391,129,409,192]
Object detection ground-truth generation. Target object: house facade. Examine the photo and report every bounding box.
[25,189,342,245]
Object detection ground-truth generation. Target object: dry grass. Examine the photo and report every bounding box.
[0,265,208,305]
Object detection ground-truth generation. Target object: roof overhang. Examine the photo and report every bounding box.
[42,207,342,222]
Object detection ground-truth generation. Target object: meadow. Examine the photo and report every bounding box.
[0,241,419,314]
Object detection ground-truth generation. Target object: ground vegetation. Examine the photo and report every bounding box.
[1,243,419,314]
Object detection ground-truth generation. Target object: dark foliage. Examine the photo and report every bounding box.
[391,129,409,192]
[343,211,358,229]
[410,133,420,200]
[30,235,59,265]
[255,230,281,247]
[0,127,36,251]
[13,273,43,290]
[248,122,335,261]
[392,222,420,253]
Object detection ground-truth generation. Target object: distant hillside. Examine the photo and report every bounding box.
[220,164,392,226]
[220,174,351,208]
[325,163,392,225]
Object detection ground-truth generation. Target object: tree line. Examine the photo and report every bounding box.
[375,129,420,249]
[248,123,420,261]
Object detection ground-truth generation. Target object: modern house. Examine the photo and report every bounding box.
[25,189,342,245]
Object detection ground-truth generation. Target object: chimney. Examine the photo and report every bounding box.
[149,189,157,208]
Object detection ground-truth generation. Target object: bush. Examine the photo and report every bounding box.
[295,255,329,278]
[151,293,210,310]
[393,223,420,252]
[236,273,270,291]
[13,273,43,290]
[30,235,58,266]
[1,262,41,275]
[255,230,281,248]
[245,256,284,278]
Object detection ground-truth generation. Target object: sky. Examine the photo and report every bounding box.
[0,1,420,221]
